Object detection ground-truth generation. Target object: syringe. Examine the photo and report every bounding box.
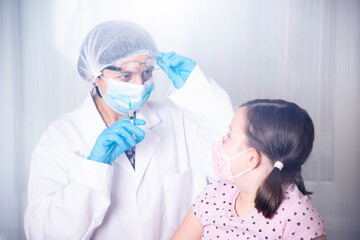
[129,102,134,124]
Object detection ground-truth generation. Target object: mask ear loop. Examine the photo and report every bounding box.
[231,167,254,179]
[100,75,109,83]
[228,148,253,162]
[94,75,108,97]
[227,147,255,179]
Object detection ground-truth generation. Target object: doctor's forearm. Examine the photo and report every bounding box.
[168,66,234,134]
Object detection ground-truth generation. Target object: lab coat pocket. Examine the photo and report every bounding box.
[163,167,193,230]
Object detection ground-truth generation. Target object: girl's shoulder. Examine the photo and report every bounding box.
[278,184,326,239]
[280,183,316,211]
[192,180,239,226]
[196,180,238,200]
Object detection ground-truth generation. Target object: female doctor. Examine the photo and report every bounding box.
[24,21,234,240]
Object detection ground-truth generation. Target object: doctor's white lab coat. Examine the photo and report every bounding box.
[24,66,234,240]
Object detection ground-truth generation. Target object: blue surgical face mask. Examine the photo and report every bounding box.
[99,76,154,115]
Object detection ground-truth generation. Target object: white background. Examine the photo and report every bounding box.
[0,0,359,239]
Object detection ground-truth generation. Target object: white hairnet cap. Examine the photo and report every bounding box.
[77,21,158,83]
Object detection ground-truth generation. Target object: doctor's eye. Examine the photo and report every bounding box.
[143,69,153,76]
[120,74,131,80]
[142,69,153,80]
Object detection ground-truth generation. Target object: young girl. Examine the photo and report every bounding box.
[171,99,326,240]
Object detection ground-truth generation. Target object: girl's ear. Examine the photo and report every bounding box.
[247,148,261,169]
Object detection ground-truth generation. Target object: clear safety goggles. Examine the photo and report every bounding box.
[104,57,160,79]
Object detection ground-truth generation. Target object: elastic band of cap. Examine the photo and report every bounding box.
[274,161,284,171]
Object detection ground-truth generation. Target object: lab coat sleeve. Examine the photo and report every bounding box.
[167,65,234,135]
[24,137,114,240]
[167,65,234,193]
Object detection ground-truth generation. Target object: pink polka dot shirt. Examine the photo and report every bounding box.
[193,180,325,240]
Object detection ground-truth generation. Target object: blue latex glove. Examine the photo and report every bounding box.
[88,117,146,165]
[157,51,196,89]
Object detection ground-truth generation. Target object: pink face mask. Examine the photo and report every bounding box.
[212,138,254,183]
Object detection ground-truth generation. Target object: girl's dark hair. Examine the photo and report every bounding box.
[240,99,314,219]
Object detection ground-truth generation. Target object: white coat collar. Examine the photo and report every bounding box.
[74,91,107,156]
[113,101,162,185]
[135,101,161,129]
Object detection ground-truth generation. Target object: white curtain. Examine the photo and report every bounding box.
[0,0,359,239]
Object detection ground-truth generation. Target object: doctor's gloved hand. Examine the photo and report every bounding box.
[157,51,196,89]
[88,117,146,165]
